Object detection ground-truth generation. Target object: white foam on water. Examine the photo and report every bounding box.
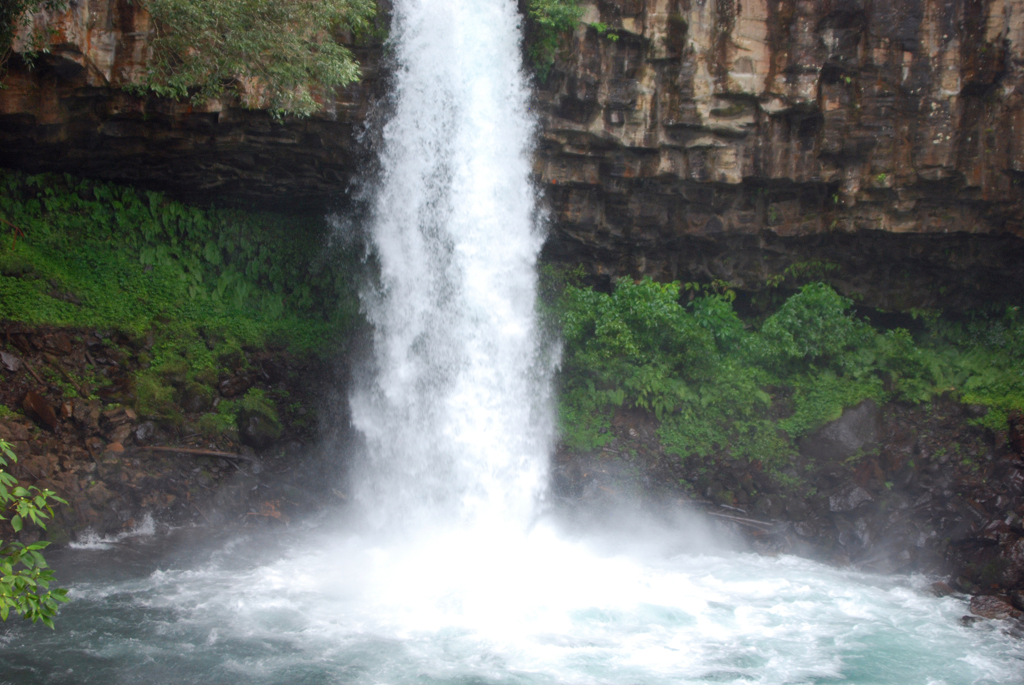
[21,522,1021,684]
[68,513,157,550]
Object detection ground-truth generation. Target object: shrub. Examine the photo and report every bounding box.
[525,0,583,78]
[0,439,68,628]
[135,0,376,118]
[552,275,1024,479]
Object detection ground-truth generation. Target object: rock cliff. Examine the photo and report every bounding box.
[0,0,382,210]
[4,1,1024,305]
[534,0,1024,307]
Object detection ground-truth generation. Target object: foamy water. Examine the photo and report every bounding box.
[2,520,1022,684]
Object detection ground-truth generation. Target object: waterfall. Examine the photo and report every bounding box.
[350,0,552,529]
[7,4,1024,682]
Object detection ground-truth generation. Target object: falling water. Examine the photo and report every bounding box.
[2,2,1024,682]
[350,0,551,530]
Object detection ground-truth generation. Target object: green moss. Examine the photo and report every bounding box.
[196,410,237,437]
[238,388,281,427]
[0,168,366,420]
[135,375,177,418]
[0,169,361,356]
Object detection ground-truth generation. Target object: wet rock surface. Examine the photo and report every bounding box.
[554,396,1024,621]
[0,323,350,545]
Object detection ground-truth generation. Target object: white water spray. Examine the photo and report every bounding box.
[351,0,552,529]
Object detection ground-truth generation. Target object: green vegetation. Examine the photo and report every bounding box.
[134,0,376,118]
[0,439,68,628]
[553,273,1024,477]
[0,169,360,426]
[526,0,584,78]
[0,1,66,74]
[0,169,358,347]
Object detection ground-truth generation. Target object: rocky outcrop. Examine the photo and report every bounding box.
[553,396,1024,616]
[5,1,1024,305]
[533,0,1024,307]
[0,323,344,541]
[0,1,382,210]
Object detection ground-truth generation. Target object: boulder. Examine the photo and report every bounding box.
[799,401,880,463]
[238,409,282,450]
[829,485,873,513]
[22,390,58,430]
[219,375,253,398]
[969,595,1022,620]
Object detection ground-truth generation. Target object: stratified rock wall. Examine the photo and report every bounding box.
[0,1,382,210]
[534,0,1024,307]
[3,1,1024,304]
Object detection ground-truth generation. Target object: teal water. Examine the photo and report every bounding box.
[1,517,1022,685]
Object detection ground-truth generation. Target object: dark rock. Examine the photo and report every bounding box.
[219,375,252,399]
[0,421,30,442]
[179,382,215,414]
[238,409,282,450]
[22,390,58,431]
[1009,410,1024,458]
[969,595,1021,620]
[753,495,785,520]
[800,401,880,463]
[44,332,73,355]
[1000,537,1024,586]
[829,485,873,513]
[134,421,156,445]
[930,581,956,597]
[0,351,22,373]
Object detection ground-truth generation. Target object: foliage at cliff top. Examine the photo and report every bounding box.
[553,273,1024,479]
[132,0,376,118]
[0,168,360,354]
[0,439,68,628]
[0,1,65,74]
[526,0,584,78]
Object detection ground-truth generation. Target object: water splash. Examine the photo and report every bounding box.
[350,0,553,529]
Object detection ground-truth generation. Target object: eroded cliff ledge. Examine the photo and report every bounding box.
[534,0,1024,308]
[3,0,1024,307]
[0,0,382,210]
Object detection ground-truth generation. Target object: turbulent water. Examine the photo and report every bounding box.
[2,521,1023,684]
[349,0,551,530]
[2,0,1024,683]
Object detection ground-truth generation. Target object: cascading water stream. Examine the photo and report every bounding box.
[350,0,552,531]
[2,2,1024,683]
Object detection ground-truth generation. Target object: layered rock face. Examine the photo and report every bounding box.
[3,0,1024,303]
[535,0,1024,307]
[0,0,381,210]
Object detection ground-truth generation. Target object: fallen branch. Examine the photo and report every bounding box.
[704,510,775,530]
[46,355,87,398]
[139,446,253,462]
[0,215,25,249]
[192,503,211,523]
[20,358,46,386]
